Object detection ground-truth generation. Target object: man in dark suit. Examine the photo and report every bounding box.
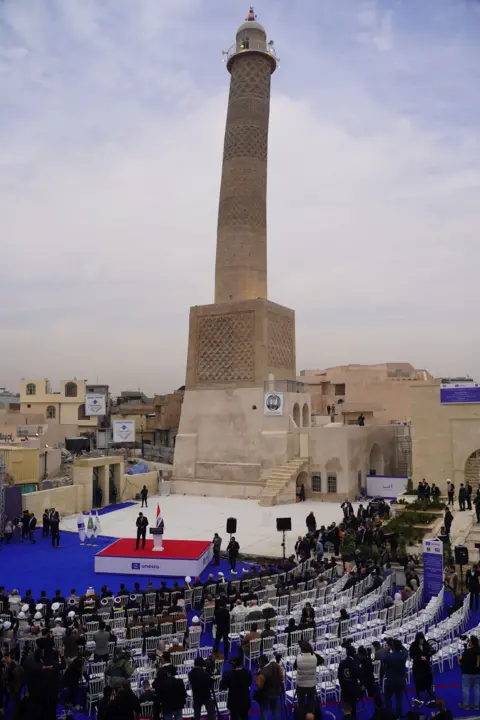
[220,655,252,720]
[50,513,60,548]
[28,513,37,544]
[381,639,408,719]
[213,597,230,658]
[227,537,240,573]
[136,512,149,550]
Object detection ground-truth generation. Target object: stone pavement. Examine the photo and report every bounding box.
[449,505,478,559]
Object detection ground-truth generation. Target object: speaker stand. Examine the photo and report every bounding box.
[281,530,286,563]
[459,563,465,594]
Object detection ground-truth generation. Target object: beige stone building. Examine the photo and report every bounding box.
[0,407,79,448]
[153,390,184,447]
[111,391,156,445]
[301,363,434,424]
[19,378,98,434]
[411,383,480,493]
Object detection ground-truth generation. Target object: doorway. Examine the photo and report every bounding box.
[92,467,100,508]
[109,464,118,505]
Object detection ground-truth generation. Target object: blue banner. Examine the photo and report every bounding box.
[423,538,444,601]
[441,385,480,404]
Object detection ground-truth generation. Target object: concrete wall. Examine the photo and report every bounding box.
[0,446,40,483]
[120,471,158,501]
[305,424,396,501]
[301,363,434,424]
[22,484,86,516]
[154,392,183,431]
[411,384,480,492]
[19,468,157,516]
[38,448,63,478]
[174,387,311,489]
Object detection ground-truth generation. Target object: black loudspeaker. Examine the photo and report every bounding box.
[226,517,237,534]
[455,545,469,566]
[276,517,292,532]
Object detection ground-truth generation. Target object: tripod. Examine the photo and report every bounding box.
[281,530,287,563]
[286,685,321,720]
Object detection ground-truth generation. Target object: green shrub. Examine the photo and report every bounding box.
[407,500,446,511]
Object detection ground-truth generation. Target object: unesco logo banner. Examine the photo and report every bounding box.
[131,562,160,570]
[131,563,140,570]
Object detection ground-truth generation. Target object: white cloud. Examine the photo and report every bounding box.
[0,0,480,394]
[357,0,394,51]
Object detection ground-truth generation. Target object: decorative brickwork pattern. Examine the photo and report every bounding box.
[229,55,272,103]
[196,312,254,382]
[223,123,268,162]
[227,97,269,125]
[268,312,294,369]
[218,195,266,231]
[215,50,273,304]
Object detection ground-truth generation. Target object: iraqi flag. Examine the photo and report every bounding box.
[156,504,164,533]
[93,511,101,537]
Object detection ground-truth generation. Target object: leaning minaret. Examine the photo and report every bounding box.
[174,9,305,495]
[183,8,295,391]
[215,7,278,304]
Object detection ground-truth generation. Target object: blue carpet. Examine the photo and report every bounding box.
[3,532,480,719]
[96,501,137,515]
[0,528,252,596]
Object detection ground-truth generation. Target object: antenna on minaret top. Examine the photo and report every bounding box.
[247,6,256,21]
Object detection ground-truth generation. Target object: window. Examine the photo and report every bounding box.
[46,406,56,419]
[327,473,337,493]
[78,404,86,420]
[65,382,78,397]
[312,472,322,493]
[26,383,36,396]
[334,384,345,396]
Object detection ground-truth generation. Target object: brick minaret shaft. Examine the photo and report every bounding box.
[214,10,277,304]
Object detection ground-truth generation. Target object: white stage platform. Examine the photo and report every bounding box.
[63,496,345,558]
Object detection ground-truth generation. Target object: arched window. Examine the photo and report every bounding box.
[465,450,480,488]
[46,406,56,419]
[78,403,86,420]
[65,382,78,397]
[293,403,300,427]
[302,403,310,427]
[26,383,36,396]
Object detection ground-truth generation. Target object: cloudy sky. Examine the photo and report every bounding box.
[1,0,479,395]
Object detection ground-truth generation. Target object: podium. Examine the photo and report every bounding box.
[149,527,164,552]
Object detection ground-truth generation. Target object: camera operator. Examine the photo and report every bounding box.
[254,653,284,720]
[294,641,324,716]
[188,657,216,720]
[459,635,480,710]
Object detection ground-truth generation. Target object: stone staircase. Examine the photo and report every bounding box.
[258,457,309,507]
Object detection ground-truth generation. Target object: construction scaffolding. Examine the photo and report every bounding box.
[394,423,412,477]
[0,454,5,539]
